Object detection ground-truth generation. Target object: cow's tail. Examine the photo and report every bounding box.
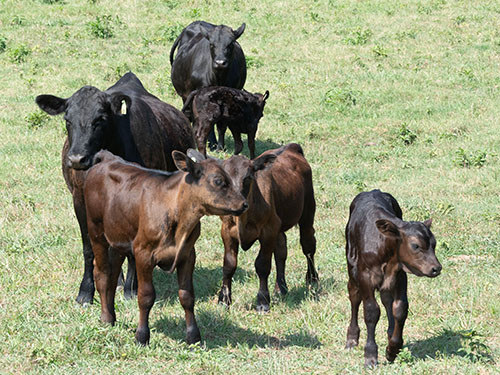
[169,33,182,65]
[181,90,198,121]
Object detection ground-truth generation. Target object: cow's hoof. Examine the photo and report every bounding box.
[186,326,201,345]
[135,328,150,346]
[364,356,378,368]
[256,303,270,314]
[75,292,94,306]
[345,338,359,349]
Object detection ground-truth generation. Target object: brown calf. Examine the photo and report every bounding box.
[182,86,269,158]
[195,143,318,312]
[84,150,247,345]
[344,189,442,367]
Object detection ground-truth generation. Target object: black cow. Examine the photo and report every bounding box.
[345,189,442,367]
[36,72,195,305]
[170,21,247,148]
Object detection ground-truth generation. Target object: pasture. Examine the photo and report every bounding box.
[0,0,499,373]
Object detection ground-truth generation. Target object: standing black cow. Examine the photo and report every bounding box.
[170,21,247,148]
[36,72,195,305]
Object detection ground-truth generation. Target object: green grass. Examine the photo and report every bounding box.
[0,0,499,373]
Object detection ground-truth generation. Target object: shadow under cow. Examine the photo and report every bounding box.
[154,309,322,349]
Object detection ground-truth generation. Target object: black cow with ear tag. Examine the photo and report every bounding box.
[35,72,195,305]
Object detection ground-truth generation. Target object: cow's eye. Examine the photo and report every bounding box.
[411,243,420,251]
[214,177,225,187]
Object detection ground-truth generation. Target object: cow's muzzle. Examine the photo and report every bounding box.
[67,154,92,170]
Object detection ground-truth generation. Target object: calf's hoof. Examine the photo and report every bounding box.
[256,303,270,314]
[345,337,359,349]
[76,290,95,305]
[135,328,150,346]
[186,326,201,345]
[218,288,232,307]
[100,312,116,325]
[364,356,378,368]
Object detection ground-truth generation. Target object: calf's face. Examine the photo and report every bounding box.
[376,218,442,278]
[36,87,130,170]
[208,23,245,70]
[222,153,276,199]
[173,151,248,216]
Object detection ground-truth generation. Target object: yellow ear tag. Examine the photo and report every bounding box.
[120,100,127,115]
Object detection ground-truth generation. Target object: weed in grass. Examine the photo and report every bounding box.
[246,55,264,69]
[87,15,115,39]
[25,111,50,129]
[10,15,26,26]
[187,8,201,18]
[160,24,184,43]
[162,0,179,9]
[397,123,417,145]
[372,44,389,58]
[0,36,6,52]
[396,347,415,365]
[454,148,487,168]
[8,43,30,63]
[322,87,358,113]
[344,27,372,45]
[455,15,466,25]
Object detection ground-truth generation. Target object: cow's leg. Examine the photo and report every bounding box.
[216,122,227,152]
[274,232,288,296]
[345,278,361,349]
[218,222,239,306]
[177,249,201,344]
[299,210,319,286]
[92,236,116,324]
[73,192,95,305]
[362,287,381,367]
[233,131,244,155]
[380,289,395,341]
[386,272,408,362]
[254,236,276,313]
[193,119,211,157]
[207,129,218,151]
[123,253,138,300]
[248,130,256,159]
[134,251,155,346]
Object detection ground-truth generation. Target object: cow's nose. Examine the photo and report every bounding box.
[431,264,442,276]
[214,59,228,68]
[67,154,90,170]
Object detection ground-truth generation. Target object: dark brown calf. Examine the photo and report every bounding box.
[344,189,442,367]
[182,86,269,159]
[199,143,318,312]
[84,150,247,345]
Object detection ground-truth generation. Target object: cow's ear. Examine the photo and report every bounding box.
[423,218,433,228]
[36,95,67,115]
[233,23,246,39]
[376,219,401,238]
[173,150,202,179]
[109,93,132,115]
[252,153,276,171]
[263,90,270,102]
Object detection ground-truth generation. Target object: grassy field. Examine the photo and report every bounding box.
[1,0,499,373]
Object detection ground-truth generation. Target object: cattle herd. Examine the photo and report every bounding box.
[35,21,442,367]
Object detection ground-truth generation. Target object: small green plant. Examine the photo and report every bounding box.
[372,44,389,58]
[8,43,31,63]
[10,15,26,26]
[396,347,415,365]
[454,148,487,168]
[398,123,417,145]
[344,27,372,45]
[162,0,179,9]
[246,55,264,69]
[25,111,50,129]
[0,36,7,52]
[322,87,358,113]
[187,8,201,18]
[455,15,466,25]
[160,24,184,42]
[87,15,114,39]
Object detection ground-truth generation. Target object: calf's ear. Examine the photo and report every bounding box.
[233,23,246,39]
[36,95,67,115]
[252,153,276,171]
[376,219,401,238]
[423,218,432,228]
[173,151,202,179]
[109,93,132,115]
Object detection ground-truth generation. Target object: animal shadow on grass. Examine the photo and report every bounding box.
[155,310,322,349]
[214,136,282,159]
[153,266,251,305]
[279,276,337,309]
[406,328,494,363]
